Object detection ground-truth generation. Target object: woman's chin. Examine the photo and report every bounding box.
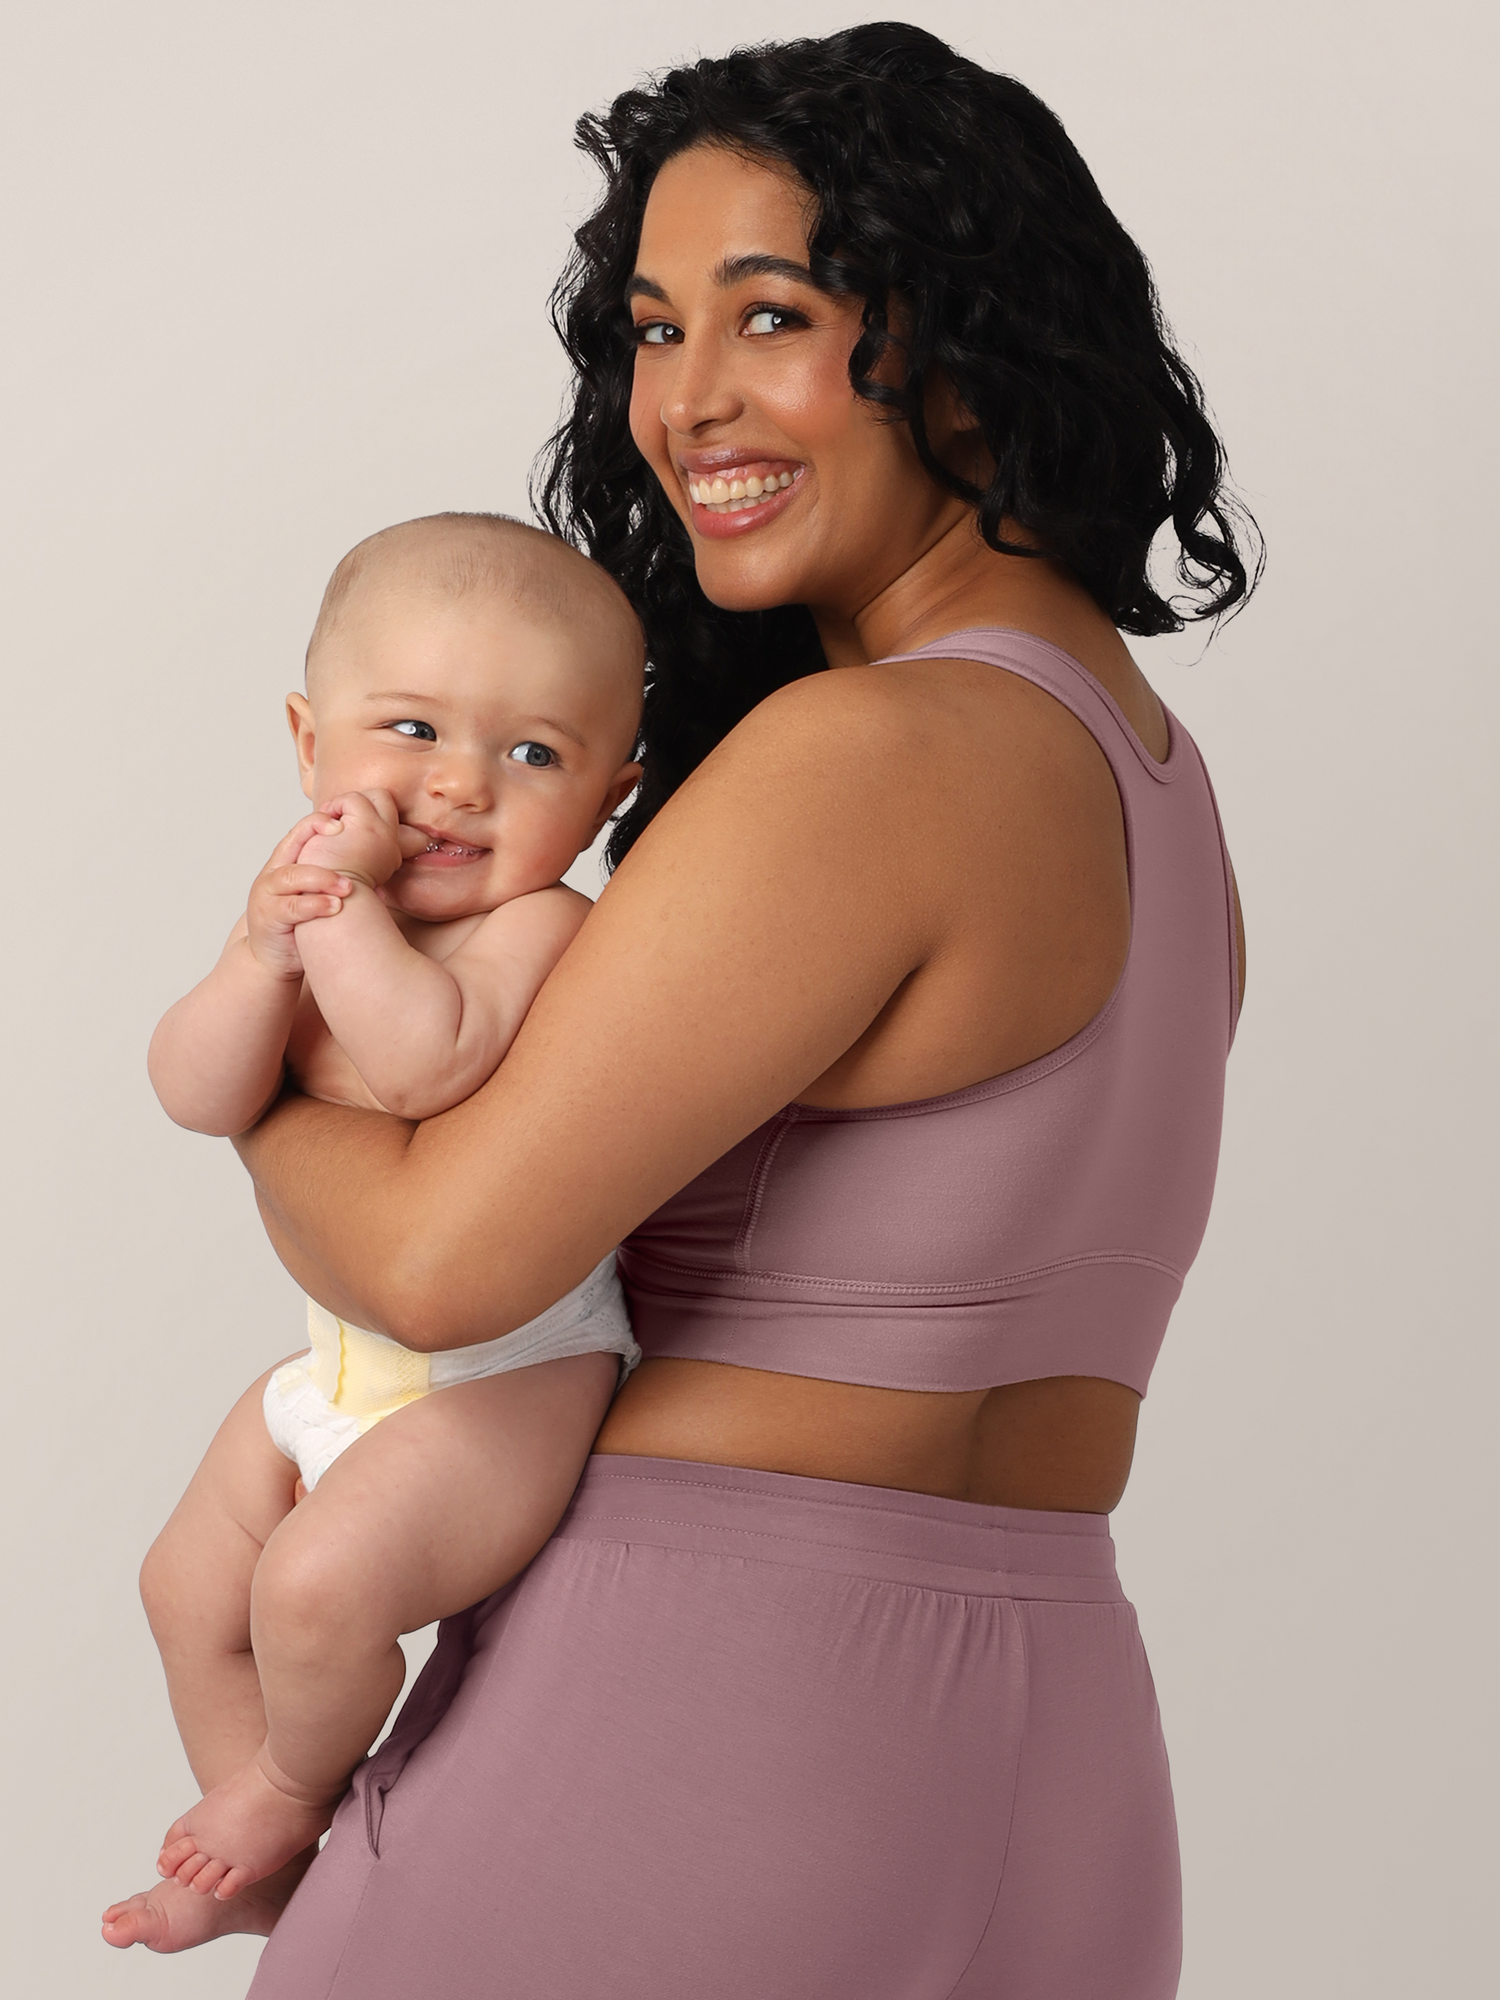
[693,553,808,616]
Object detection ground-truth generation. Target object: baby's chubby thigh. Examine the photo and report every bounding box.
[251,1349,621,1655]
[140,1359,308,1652]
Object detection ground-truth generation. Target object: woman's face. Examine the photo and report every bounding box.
[627,144,968,627]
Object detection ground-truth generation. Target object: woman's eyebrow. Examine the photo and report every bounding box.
[625,254,819,303]
[712,253,816,288]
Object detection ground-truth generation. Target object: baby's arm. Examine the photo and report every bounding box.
[148,815,353,1136]
[293,790,591,1120]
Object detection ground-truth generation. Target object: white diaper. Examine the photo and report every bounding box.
[262,1253,639,1490]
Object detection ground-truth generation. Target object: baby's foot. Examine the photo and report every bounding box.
[101,1850,310,1951]
[155,1748,342,1901]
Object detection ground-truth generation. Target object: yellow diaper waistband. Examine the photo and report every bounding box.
[306,1298,430,1428]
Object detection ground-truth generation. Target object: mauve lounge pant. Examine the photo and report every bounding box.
[248,1456,1181,1998]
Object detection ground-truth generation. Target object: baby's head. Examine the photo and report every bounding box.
[289,514,644,921]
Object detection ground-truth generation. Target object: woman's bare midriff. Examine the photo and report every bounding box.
[593,1360,1141,1513]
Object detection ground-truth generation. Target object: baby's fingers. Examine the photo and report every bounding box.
[268,892,347,926]
[267,863,353,898]
[315,788,386,826]
[267,812,342,869]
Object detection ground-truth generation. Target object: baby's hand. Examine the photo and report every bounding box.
[245,814,354,981]
[298,790,427,890]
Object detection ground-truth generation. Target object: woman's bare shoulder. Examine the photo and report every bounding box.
[674,652,1125,866]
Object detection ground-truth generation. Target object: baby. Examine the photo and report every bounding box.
[104,513,644,1945]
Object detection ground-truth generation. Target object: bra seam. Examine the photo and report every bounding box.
[732,1113,797,1287]
[623,1247,1186,1296]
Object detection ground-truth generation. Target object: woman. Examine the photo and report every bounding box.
[243,24,1251,1996]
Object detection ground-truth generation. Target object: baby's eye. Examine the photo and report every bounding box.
[509,741,556,767]
[389,720,437,741]
[634,319,683,346]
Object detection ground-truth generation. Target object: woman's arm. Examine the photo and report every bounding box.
[235,663,1127,1348]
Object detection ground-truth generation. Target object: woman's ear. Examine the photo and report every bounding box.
[925,369,980,448]
[925,370,991,487]
[286,693,317,798]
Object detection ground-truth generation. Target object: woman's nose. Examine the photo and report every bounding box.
[659,329,743,435]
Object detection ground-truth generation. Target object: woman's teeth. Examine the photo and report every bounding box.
[687,468,800,514]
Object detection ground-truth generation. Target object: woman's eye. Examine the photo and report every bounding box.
[389,720,437,741]
[508,741,556,768]
[634,319,683,346]
[745,307,800,335]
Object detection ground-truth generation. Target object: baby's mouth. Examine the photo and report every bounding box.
[408,823,489,865]
[423,836,485,858]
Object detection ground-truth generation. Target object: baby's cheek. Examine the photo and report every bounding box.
[517,819,584,889]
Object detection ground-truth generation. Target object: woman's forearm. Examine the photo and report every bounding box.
[243,1100,420,1328]
[234,1089,550,1349]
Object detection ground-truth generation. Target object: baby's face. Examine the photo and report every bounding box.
[289,585,642,923]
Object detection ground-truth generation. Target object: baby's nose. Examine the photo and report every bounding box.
[426,754,492,809]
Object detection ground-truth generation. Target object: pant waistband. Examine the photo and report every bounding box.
[553,1454,1123,1602]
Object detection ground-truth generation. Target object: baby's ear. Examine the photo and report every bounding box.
[589,762,643,840]
[286,694,317,798]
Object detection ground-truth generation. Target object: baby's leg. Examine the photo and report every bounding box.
[158,1349,619,1900]
[137,1363,303,1788]
[103,1364,306,1952]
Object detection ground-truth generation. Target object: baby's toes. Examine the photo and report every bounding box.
[156,1833,199,1878]
[102,1892,159,1949]
[213,1864,254,1902]
[187,1857,231,1897]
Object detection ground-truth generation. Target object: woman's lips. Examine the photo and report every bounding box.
[685,463,804,541]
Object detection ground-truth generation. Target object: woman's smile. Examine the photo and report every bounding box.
[685,462,803,535]
[629,145,966,625]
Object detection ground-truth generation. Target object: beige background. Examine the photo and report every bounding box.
[2,2,1494,1993]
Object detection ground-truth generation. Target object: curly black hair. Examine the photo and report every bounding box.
[536,21,1261,868]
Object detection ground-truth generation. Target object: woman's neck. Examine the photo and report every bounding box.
[812,511,1130,679]
[809,508,1168,761]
